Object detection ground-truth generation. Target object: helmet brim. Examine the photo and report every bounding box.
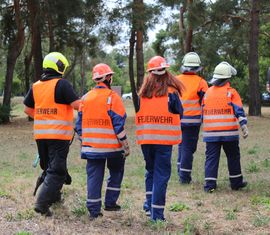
[183,62,201,67]
[147,64,169,72]
[209,76,230,85]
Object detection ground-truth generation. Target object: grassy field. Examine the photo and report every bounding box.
[1,97,270,234]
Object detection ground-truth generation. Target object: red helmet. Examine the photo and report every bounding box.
[92,63,114,82]
[147,56,170,74]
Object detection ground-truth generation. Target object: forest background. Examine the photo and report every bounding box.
[0,0,270,123]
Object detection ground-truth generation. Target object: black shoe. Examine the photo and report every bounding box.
[231,181,248,191]
[204,188,216,193]
[104,204,121,211]
[89,212,103,221]
[180,180,191,185]
[145,210,151,217]
[34,206,52,217]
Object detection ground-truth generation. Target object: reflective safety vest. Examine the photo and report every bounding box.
[176,74,204,124]
[33,79,74,140]
[203,85,239,138]
[136,89,182,145]
[81,88,122,153]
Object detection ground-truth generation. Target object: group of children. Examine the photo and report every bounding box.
[24,51,248,222]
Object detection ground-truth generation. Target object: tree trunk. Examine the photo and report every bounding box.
[27,0,43,82]
[248,0,261,116]
[136,30,144,89]
[179,1,193,54]
[179,5,186,53]
[44,0,55,52]
[135,0,144,90]
[129,29,139,112]
[24,53,33,94]
[2,0,25,123]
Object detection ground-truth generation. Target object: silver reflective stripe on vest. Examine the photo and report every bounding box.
[34,129,73,135]
[81,146,123,153]
[34,120,73,126]
[203,121,238,128]
[181,99,199,104]
[203,131,239,137]
[137,134,181,141]
[82,128,115,134]
[146,191,152,195]
[184,107,201,111]
[83,138,119,144]
[203,115,235,120]
[136,124,181,131]
[181,118,201,123]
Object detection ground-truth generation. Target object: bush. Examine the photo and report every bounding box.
[0,104,11,124]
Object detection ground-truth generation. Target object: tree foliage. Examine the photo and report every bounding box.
[0,0,270,120]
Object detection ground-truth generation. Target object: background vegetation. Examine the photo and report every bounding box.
[0,0,270,122]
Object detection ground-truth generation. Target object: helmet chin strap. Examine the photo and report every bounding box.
[109,77,113,85]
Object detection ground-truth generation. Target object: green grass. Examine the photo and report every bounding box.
[15,232,32,235]
[169,202,189,212]
[252,213,270,227]
[1,102,270,233]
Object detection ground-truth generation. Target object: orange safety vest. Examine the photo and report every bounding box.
[81,88,122,153]
[33,79,74,140]
[176,74,204,124]
[136,88,182,145]
[203,85,239,138]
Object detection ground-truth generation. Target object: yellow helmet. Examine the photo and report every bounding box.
[42,52,69,75]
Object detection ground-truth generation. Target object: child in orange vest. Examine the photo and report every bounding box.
[176,52,208,184]
[136,56,184,221]
[202,61,248,192]
[75,63,130,220]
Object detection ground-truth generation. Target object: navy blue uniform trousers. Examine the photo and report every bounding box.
[142,144,172,221]
[86,157,125,216]
[204,141,243,191]
[177,126,200,183]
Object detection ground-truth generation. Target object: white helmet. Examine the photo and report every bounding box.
[210,61,237,84]
[182,52,201,67]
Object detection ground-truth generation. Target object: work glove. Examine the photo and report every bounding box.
[241,124,248,139]
[120,139,130,157]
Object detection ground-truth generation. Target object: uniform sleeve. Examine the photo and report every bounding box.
[108,92,127,141]
[230,88,247,126]
[198,79,209,105]
[23,87,35,108]
[55,79,79,105]
[168,92,183,118]
[75,111,82,137]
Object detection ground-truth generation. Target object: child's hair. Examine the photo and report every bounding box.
[138,71,184,98]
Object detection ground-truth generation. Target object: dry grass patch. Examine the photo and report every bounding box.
[1,100,270,234]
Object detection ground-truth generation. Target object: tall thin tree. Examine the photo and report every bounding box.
[248,0,261,116]
[2,0,25,123]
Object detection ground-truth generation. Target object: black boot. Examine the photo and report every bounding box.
[231,181,248,190]
[34,204,52,217]
[104,204,121,211]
